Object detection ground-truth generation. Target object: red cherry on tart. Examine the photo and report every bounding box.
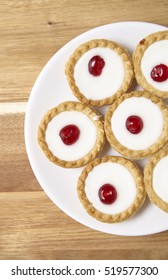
[59,124,80,145]
[88,55,105,76]
[126,115,143,134]
[151,64,168,82]
[98,184,117,204]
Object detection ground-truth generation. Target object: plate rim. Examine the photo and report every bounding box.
[24,21,168,236]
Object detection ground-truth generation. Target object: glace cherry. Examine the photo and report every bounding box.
[151,64,168,82]
[59,124,80,145]
[98,184,117,204]
[88,55,105,76]
[126,115,143,134]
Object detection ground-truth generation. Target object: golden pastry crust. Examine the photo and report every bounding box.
[104,91,168,159]
[65,39,134,106]
[144,147,168,212]
[77,156,146,223]
[38,101,105,168]
[133,30,168,98]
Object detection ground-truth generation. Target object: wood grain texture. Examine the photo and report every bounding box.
[0,0,168,102]
[1,191,168,260]
[0,0,168,260]
[0,110,41,192]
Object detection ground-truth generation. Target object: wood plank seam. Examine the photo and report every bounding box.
[0,102,27,114]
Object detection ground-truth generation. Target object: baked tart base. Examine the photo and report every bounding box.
[144,147,168,212]
[133,30,168,98]
[77,156,146,223]
[104,91,168,159]
[38,101,105,168]
[65,39,134,106]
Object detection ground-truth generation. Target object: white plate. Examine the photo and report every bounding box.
[25,21,168,236]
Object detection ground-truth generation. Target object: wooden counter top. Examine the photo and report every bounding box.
[0,0,168,260]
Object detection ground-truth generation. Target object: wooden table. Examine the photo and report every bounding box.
[0,0,168,260]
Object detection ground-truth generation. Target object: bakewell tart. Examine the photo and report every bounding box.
[104,91,168,159]
[133,30,168,98]
[38,101,105,168]
[144,147,168,212]
[65,39,134,106]
[77,156,146,223]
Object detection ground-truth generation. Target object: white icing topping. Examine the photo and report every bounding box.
[111,97,164,150]
[153,155,168,202]
[141,40,168,91]
[74,47,125,100]
[85,162,137,214]
[45,111,97,161]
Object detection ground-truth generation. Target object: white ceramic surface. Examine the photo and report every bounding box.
[25,21,168,236]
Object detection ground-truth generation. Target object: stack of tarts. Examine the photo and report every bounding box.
[38,30,168,224]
